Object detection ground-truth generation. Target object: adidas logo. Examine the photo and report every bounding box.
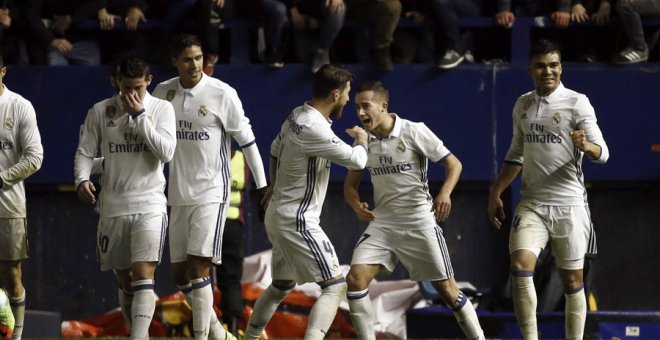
[107,120,116,127]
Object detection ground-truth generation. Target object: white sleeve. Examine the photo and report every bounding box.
[74,108,99,188]
[574,95,609,164]
[221,90,256,147]
[133,102,177,162]
[242,143,267,189]
[0,100,43,187]
[302,123,367,170]
[411,123,451,162]
[504,98,525,165]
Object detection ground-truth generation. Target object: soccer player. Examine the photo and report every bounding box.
[243,64,368,340]
[0,54,44,340]
[152,34,267,340]
[74,55,176,340]
[487,39,609,340]
[344,81,485,340]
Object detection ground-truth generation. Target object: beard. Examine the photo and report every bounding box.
[329,102,345,120]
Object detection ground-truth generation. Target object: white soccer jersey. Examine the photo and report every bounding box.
[366,114,451,230]
[267,103,367,229]
[153,74,260,206]
[0,86,43,218]
[504,83,609,205]
[74,93,176,217]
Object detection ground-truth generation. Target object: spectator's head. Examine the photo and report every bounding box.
[528,39,562,96]
[313,64,352,119]
[355,81,390,133]
[169,34,204,88]
[116,55,152,100]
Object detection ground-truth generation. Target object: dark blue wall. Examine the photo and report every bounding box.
[9,64,660,320]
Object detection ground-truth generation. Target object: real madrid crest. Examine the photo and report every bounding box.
[105,106,116,118]
[166,90,175,101]
[552,112,561,125]
[4,117,13,129]
[396,140,406,153]
[198,105,208,117]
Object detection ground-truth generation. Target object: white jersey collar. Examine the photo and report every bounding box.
[304,101,332,124]
[176,73,208,96]
[534,82,565,103]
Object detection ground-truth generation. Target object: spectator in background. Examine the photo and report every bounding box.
[231,0,288,68]
[400,0,480,69]
[284,0,346,73]
[348,0,402,71]
[19,0,103,65]
[495,0,571,29]
[609,0,660,64]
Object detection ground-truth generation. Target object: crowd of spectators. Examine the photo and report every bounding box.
[0,0,657,73]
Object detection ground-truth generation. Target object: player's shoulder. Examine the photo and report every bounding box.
[91,97,116,112]
[148,94,175,112]
[517,90,535,102]
[204,76,239,97]
[3,88,34,109]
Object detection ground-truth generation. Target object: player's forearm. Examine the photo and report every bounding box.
[439,156,461,198]
[489,162,522,197]
[343,170,364,209]
[135,116,177,162]
[242,144,267,189]
[583,141,604,162]
[73,154,94,188]
[0,152,43,187]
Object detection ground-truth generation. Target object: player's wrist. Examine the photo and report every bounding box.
[131,108,146,119]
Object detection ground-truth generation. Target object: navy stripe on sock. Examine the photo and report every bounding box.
[511,270,534,277]
[192,277,212,290]
[272,282,296,291]
[133,283,155,291]
[565,284,584,295]
[452,292,467,311]
[10,300,26,307]
[347,290,369,300]
[319,277,346,289]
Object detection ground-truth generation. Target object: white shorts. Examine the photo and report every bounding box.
[351,223,454,281]
[509,201,595,270]
[169,203,226,264]
[0,218,27,261]
[97,212,168,271]
[266,221,341,284]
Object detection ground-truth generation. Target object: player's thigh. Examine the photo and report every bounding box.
[97,216,131,271]
[270,224,342,284]
[131,212,167,264]
[350,223,397,273]
[509,202,550,258]
[170,203,227,264]
[396,225,455,281]
[549,205,591,270]
[0,218,27,261]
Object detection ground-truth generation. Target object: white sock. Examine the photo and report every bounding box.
[178,282,226,340]
[305,281,347,340]
[512,271,538,340]
[118,288,134,329]
[131,279,156,340]
[565,286,586,340]
[243,283,293,340]
[191,277,216,340]
[347,289,375,340]
[451,292,485,340]
[9,289,25,340]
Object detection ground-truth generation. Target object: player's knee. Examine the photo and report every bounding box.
[346,268,374,291]
[432,279,460,304]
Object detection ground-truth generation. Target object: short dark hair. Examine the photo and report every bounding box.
[169,33,202,59]
[116,55,151,80]
[356,81,389,102]
[529,39,562,61]
[313,64,352,99]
